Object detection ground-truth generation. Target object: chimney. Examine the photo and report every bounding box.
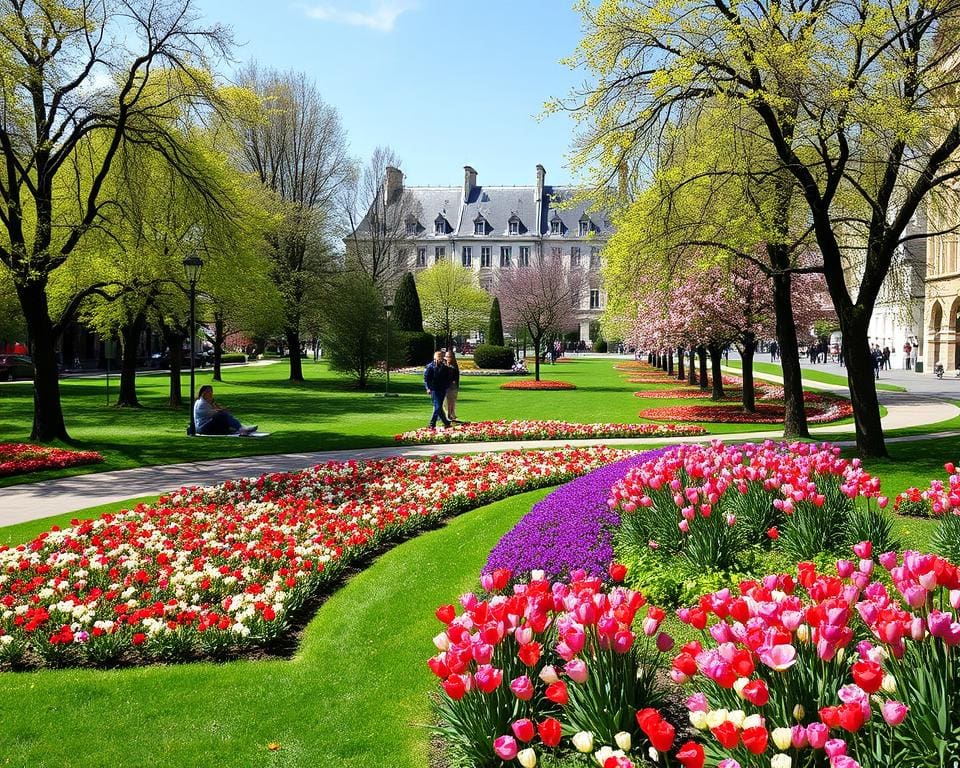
[384,165,403,203]
[463,165,477,200]
[535,164,546,235]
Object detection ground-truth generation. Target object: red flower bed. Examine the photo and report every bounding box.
[638,394,854,424]
[0,443,104,477]
[500,380,576,390]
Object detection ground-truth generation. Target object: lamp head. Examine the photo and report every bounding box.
[182,254,204,284]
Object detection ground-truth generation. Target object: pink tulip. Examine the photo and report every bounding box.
[493,735,518,760]
[686,692,709,712]
[806,722,829,749]
[510,675,534,701]
[564,658,589,683]
[825,739,847,758]
[656,632,675,652]
[760,644,797,671]
[791,724,808,749]
[881,700,908,726]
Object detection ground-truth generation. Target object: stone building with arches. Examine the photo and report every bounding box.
[923,202,960,372]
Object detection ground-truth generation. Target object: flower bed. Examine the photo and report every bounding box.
[395,421,707,444]
[500,380,576,390]
[394,366,526,377]
[0,443,104,477]
[0,446,629,669]
[638,394,854,424]
[484,449,669,580]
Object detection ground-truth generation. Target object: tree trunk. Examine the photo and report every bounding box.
[677,346,685,381]
[213,315,225,382]
[116,314,145,407]
[533,334,542,380]
[286,328,304,381]
[159,324,186,408]
[770,257,810,438]
[698,346,708,390]
[647,351,653,365]
[17,280,68,441]
[667,349,674,376]
[739,332,756,413]
[839,311,887,457]
[708,344,725,400]
[688,345,697,385]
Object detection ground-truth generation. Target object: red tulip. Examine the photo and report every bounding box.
[743,679,770,707]
[676,741,705,768]
[511,718,535,742]
[518,642,542,667]
[851,660,883,694]
[435,604,456,624]
[741,725,769,754]
[711,721,740,749]
[537,717,562,747]
[442,674,467,700]
[545,680,568,706]
[838,703,865,732]
[608,562,628,582]
[636,708,675,752]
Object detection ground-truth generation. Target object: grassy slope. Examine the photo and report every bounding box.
[1,358,845,488]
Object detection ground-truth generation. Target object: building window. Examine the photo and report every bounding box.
[570,247,581,268]
[461,246,472,267]
[434,246,446,263]
[500,246,512,267]
[589,289,601,309]
[474,219,485,235]
[551,246,563,259]
[509,220,519,235]
[435,218,446,235]
[481,246,492,267]
[416,247,427,267]
[590,248,600,270]
[519,246,530,267]
[550,218,561,235]
[406,219,418,235]
[579,219,590,237]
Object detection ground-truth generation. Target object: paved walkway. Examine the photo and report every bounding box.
[2,361,958,524]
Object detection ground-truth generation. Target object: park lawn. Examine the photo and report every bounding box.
[0,437,957,766]
[724,358,906,392]
[0,358,843,487]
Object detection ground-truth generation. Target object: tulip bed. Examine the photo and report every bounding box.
[0,443,104,477]
[0,446,630,670]
[638,394,854,425]
[429,442,960,768]
[395,420,707,445]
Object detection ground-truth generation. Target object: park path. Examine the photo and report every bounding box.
[1,366,957,524]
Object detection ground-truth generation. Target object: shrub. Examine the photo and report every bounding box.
[220,353,246,364]
[933,512,960,564]
[487,297,504,346]
[595,339,608,353]
[395,330,434,366]
[473,343,515,369]
[392,272,424,332]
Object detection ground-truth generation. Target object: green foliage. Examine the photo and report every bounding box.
[317,270,386,388]
[416,261,490,344]
[220,353,246,364]
[932,513,960,564]
[395,330,434,366]
[392,272,424,332]
[473,344,515,369]
[487,297,504,346]
[778,479,853,561]
[594,340,608,353]
[844,506,901,555]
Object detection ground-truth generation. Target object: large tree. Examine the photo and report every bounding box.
[0,0,231,440]
[415,260,490,350]
[235,65,351,382]
[317,267,385,389]
[562,0,960,456]
[497,254,582,381]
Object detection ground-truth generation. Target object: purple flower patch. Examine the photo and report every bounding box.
[484,447,672,580]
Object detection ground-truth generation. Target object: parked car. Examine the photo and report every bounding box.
[0,354,33,381]
[150,349,211,369]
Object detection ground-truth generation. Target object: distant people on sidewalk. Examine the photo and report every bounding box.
[882,346,891,370]
[193,385,258,435]
[903,341,913,370]
[769,341,779,361]
[424,351,451,429]
[872,346,883,379]
[444,350,460,422]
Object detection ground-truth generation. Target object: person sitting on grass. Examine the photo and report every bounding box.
[193,385,258,436]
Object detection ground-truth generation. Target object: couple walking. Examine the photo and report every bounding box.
[424,350,460,429]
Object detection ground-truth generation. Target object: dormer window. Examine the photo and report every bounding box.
[550,216,562,235]
[508,214,522,236]
[435,216,447,235]
[474,216,486,236]
[405,216,418,235]
[579,217,591,237]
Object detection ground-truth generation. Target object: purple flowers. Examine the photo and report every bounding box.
[484,448,671,580]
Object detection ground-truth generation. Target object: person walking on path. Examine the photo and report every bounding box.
[424,351,452,429]
[444,350,461,421]
[883,346,891,370]
[872,346,883,379]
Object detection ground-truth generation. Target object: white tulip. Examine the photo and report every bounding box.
[614,731,631,751]
[572,731,594,753]
[517,748,537,768]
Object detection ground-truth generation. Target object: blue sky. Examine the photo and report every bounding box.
[194,0,589,187]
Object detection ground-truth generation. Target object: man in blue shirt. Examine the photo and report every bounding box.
[423,351,452,429]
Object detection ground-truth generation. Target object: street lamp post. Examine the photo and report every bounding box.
[183,254,204,433]
[383,302,398,397]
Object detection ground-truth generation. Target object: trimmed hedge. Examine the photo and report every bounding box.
[594,340,608,353]
[395,330,434,366]
[221,353,247,364]
[473,344,515,369]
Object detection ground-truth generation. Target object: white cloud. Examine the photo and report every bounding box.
[303,1,418,32]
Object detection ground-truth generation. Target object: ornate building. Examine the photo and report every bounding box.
[923,197,960,371]
[370,164,611,342]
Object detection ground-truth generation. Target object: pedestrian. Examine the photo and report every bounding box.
[882,346,891,370]
[903,341,913,370]
[443,350,461,421]
[424,350,452,429]
[872,346,883,379]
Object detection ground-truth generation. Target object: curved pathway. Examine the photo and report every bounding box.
[2,369,958,525]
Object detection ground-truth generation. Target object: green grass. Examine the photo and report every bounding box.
[0,358,848,488]
[0,487,551,767]
[724,359,906,391]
